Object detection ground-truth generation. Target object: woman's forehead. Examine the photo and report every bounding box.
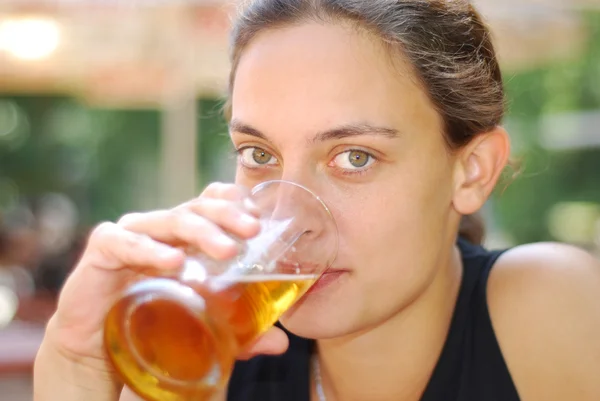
[230,22,440,142]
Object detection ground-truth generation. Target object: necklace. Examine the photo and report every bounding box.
[312,354,327,401]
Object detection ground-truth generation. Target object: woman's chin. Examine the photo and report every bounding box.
[279,306,355,340]
[279,273,359,339]
[279,320,344,340]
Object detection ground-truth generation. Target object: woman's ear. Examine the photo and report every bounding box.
[452,126,511,215]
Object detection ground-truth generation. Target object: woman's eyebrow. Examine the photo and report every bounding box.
[311,123,399,142]
[229,119,400,142]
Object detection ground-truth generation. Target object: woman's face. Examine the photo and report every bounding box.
[230,22,461,339]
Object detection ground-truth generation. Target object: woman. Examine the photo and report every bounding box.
[34,1,600,400]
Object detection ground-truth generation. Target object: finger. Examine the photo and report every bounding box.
[200,182,262,217]
[185,197,260,238]
[118,210,246,260]
[82,222,185,271]
[201,182,251,202]
[237,326,289,360]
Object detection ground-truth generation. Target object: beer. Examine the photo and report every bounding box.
[104,274,317,401]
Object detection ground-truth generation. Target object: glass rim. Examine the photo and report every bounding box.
[250,179,339,271]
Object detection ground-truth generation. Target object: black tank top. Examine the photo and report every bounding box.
[227,238,521,401]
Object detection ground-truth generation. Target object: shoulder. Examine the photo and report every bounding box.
[486,242,600,401]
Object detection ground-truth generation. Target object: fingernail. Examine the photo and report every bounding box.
[243,198,261,215]
[240,213,258,227]
[157,246,182,259]
[217,235,238,248]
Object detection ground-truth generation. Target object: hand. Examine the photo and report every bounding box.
[38,183,289,385]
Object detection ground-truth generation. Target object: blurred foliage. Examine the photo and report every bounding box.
[494,12,600,244]
[0,96,231,227]
[196,98,233,187]
[0,95,161,226]
[2,13,600,245]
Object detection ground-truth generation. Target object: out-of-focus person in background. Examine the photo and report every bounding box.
[0,208,39,329]
[0,225,21,327]
[0,207,46,401]
[32,1,600,401]
[0,209,38,301]
[0,200,82,400]
[0,201,79,325]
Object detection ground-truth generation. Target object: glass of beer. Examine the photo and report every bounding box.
[103,180,338,401]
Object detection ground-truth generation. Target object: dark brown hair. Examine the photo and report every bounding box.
[225,0,506,245]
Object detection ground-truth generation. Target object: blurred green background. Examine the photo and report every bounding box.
[3,11,600,250]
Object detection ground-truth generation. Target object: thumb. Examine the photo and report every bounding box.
[237,326,289,360]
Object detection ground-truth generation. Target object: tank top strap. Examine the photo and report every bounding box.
[420,237,520,401]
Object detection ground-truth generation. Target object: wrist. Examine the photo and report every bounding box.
[33,318,121,401]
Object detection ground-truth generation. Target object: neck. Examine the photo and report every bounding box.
[314,243,463,401]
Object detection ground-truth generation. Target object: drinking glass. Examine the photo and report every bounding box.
[103,180,338,401]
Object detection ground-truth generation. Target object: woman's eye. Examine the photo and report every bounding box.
[332,150,375,170]
[239,147,278,167]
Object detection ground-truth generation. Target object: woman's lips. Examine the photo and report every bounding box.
[306,269,349,294]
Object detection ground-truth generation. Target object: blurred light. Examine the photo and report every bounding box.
[548,202,600,244]
[0,17,60,60]
[0,101,20,137]
[0,285,18,328]
[0,100,30,150]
